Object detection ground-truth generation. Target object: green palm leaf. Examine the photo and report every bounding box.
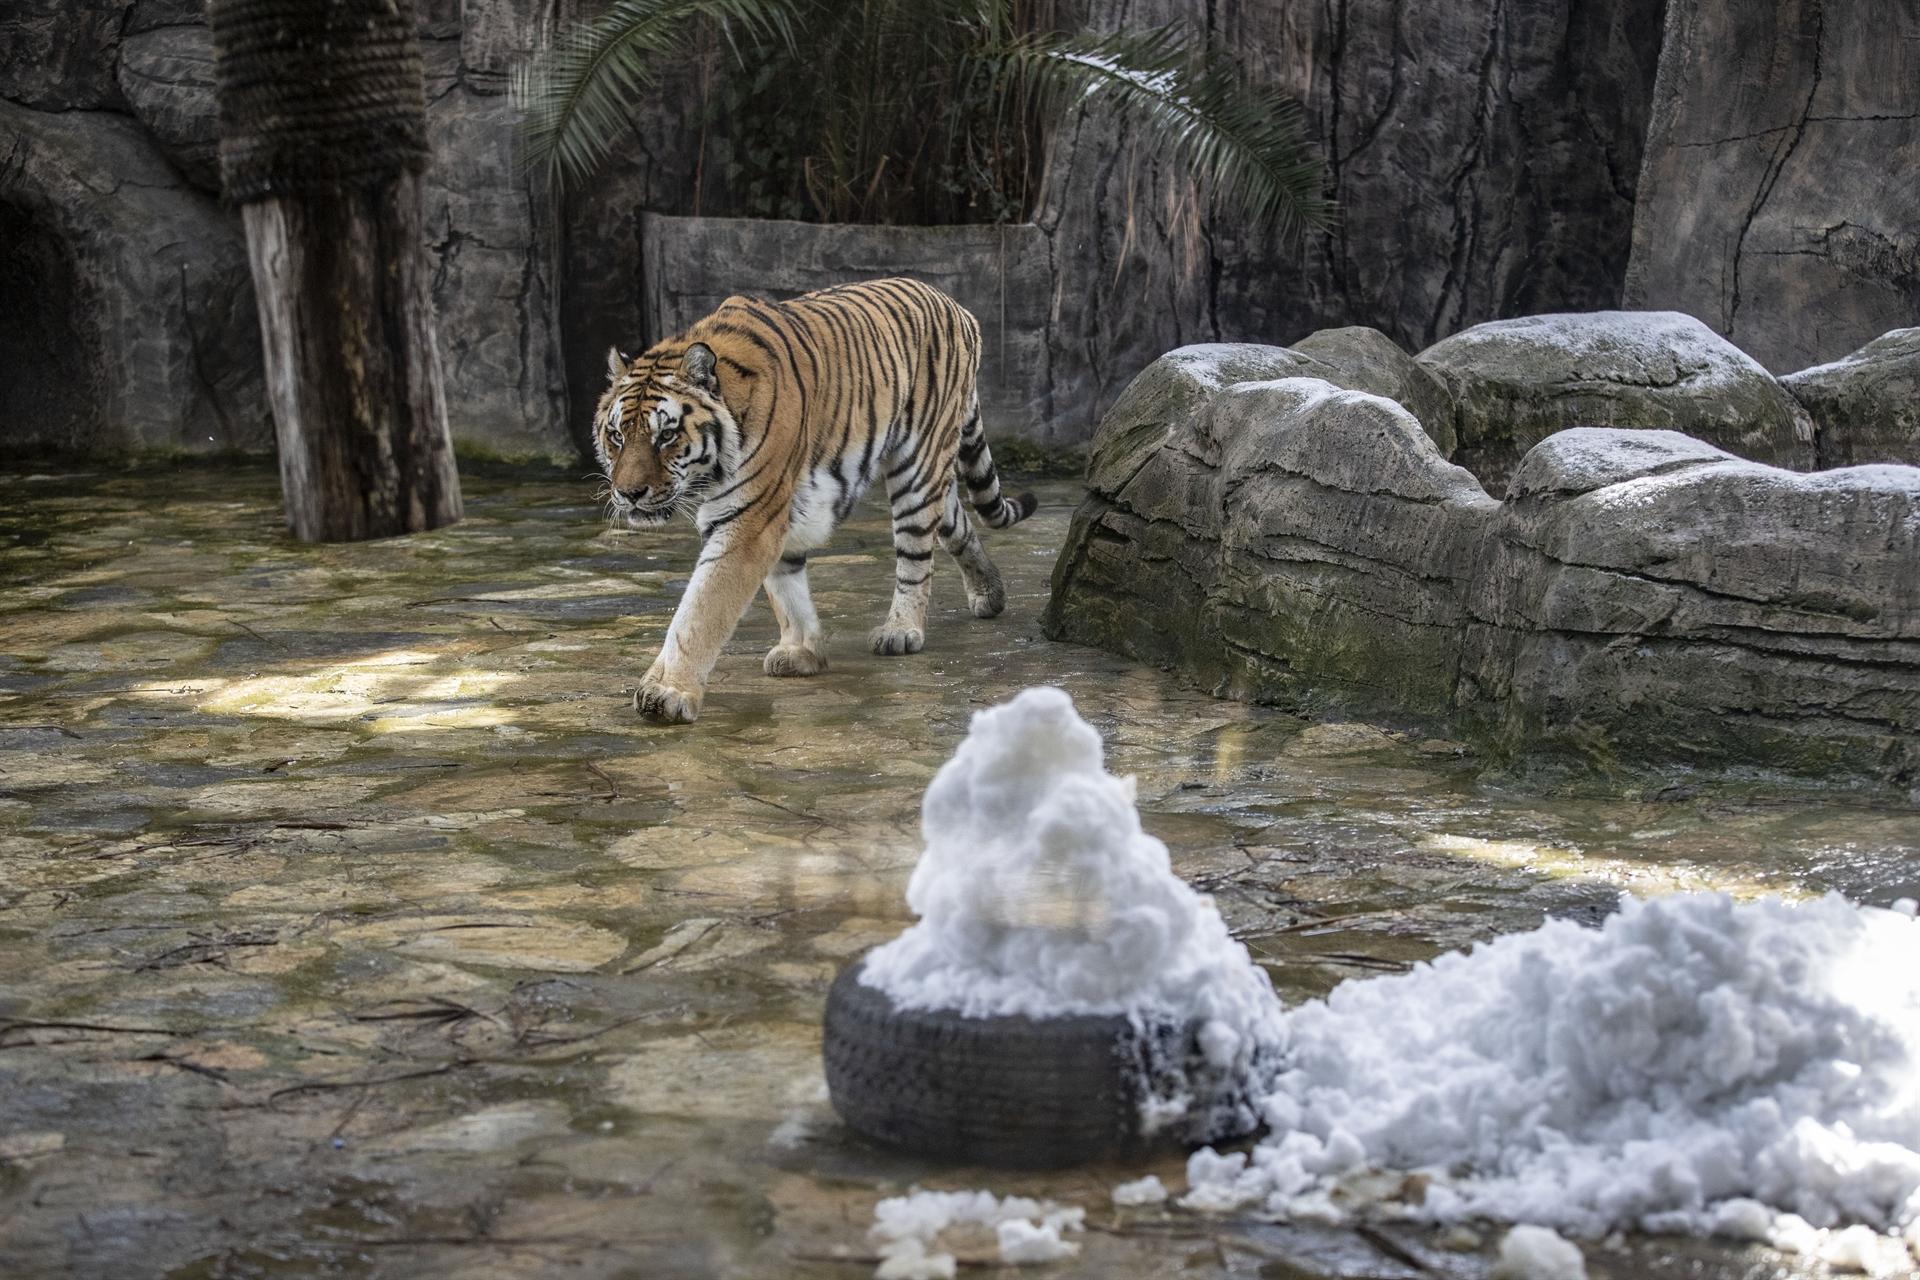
[1007,26,1334,240]
[511,0,802,189]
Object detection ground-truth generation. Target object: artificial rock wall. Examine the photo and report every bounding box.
[0,0,571,461]
[1625,0,1920,375]
[3,0,1914,459]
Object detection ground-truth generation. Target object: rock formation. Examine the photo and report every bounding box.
[1032,0,1668,440]
[3,0,1912,457]
[0,99,266,453]
[1783,329,1920,470]
[1626,0,1920,375]
[1045,347,1920,778]
[1415,311,1816,490]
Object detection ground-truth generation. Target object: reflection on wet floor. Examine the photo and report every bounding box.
[1,465,1909,1278]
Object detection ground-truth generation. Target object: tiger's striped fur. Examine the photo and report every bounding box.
[593,277,1037,724]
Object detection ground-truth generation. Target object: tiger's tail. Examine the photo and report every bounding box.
[956,396,1037,529]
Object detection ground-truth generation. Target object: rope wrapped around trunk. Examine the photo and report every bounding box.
[210,0,430,203]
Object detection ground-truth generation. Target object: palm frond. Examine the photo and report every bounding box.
[511,0,802,190]
[1006,26,1334,241]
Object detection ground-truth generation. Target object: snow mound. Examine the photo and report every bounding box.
[869,1189,1084,1276]
[1491,1225,1587,1280]
[860,686,1284,1135]
[1111,1175,1170,1207]
[1183,891,1920,1254]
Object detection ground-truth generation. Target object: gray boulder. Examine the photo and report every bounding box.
[115,23,219,193]
[1291,326,1456,456]
[1468,434,1920,772]
[1416,311,1815,491]
[1046,346,1920,779]
[1053,348,1496,717]
[1079,339,1457,502]
[1782,329,1920,469]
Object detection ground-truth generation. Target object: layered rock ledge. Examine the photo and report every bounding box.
[1043,347,1920,780]
[1783,329,1920,470]
[1414,310,1816,491]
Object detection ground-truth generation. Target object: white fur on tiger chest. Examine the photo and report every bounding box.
[782,469,857,555]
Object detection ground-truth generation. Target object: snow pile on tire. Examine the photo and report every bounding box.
[1184,892,1920,1268]
[860,685,1284,1136]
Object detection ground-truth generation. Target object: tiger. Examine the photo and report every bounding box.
[594,277,1038,724]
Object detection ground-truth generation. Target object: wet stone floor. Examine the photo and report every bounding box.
[1,464,1916,1280]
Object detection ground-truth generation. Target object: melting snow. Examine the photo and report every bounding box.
[861,688,1920,1268]
[860,686,1283,1134]
[868,1189,1084,1276]
[1491,1224,1588,1279]
[1182,891,1920,1263]
[1111,1174,1171,1207]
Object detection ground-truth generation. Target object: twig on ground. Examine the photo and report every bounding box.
[1272,908,1395,936]
[584,762,620,801]
[13,723,81,738]
[135,1050,232,1083]
[1355,1223,1431,1272]
[741,793,846,830]
[788,1250,997,1270]
[133,929,277,972]
[1318,952,1412,973]
[267,1062,469,1107]
[228,618,286,650]
[1,1017,183,1041]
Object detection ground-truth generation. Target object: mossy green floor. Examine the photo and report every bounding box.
[2,465,1912,1277]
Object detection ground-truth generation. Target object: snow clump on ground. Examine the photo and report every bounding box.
[1491,1224,1587,1279]
[869,1189,1083,1278]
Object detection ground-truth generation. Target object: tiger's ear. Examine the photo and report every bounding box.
[606,346,630,381]
[681,343,717,393]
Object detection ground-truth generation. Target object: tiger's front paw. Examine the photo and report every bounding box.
[764,645,829,677]
[868,624,925,656]
[634,678,701,724]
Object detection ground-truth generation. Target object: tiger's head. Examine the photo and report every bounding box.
[594,342,736,528]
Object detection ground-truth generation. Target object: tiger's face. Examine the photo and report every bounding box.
[595,342,734,528]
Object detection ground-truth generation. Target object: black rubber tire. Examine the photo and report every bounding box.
[822,954,1172,1169]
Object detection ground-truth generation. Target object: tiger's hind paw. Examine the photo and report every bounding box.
[967,580,1006,619]
[764,645,829,677]
[868,624,925,656]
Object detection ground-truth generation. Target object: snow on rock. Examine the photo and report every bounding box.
[1181,891,1920,1250]
[1111,1175,1170,1207]
[1491,1225,1588,1280]
[860,686,1284,1135]
[868,1189,1085,1276]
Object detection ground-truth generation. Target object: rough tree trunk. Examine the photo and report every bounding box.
[242,176,461,541]
[210,0,461,542]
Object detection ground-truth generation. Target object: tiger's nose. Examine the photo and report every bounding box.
[619,486,651,504]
